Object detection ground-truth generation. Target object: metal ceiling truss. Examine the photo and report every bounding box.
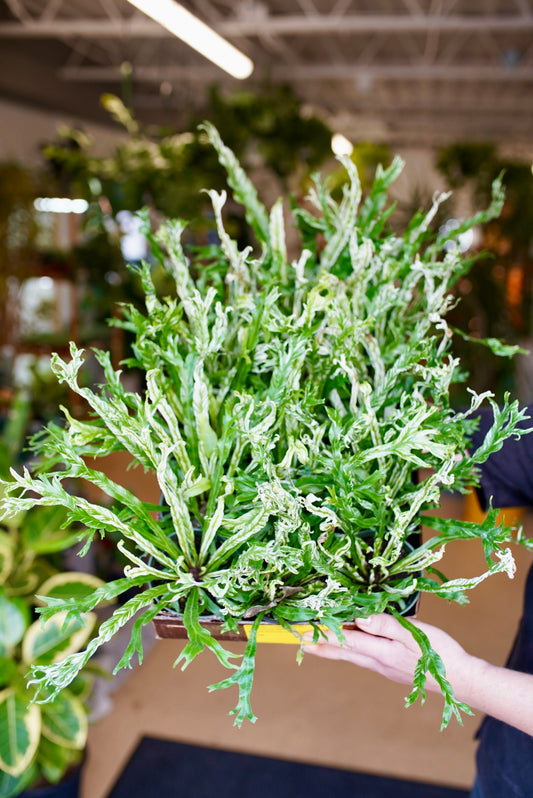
[1,0,532,147]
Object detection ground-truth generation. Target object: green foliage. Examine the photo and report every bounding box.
[394,611,474,730]
[0,162,43,363]
[0,525,99,794]
[437,141,533,402]
[436,143,498,193]
[42,87,333,228]
[0,399,102,795]
[0,162,41,265]
[1,126,531,732]
[196,84,333,184]
[327,141,393,203]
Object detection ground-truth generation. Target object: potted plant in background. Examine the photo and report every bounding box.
[436,141,533,406]
[0,395,105,798]
[1,123,531,732]
[41,87,333,231]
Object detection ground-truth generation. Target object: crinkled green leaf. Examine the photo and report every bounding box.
[175,590,239,672]
[0,128,530,732]
[393,611,474,730]
[208,613,263,727]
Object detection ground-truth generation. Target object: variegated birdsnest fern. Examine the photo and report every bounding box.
[1,122,532,729]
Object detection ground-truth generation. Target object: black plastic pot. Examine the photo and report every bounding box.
[18,766,82,798]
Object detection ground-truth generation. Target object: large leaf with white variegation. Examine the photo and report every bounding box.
[22,611,96,666]
[40,690,87,749]
[0,535,13,587]
[20,506,80,554]
[0,593,28,656]
[0,764,37,798]
[35,735,81,786]
[0,688,41,777]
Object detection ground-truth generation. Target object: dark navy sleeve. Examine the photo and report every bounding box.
[470,406,533,790]
[470,405,533,511]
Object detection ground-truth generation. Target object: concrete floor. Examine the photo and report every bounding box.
[79,489,532,797]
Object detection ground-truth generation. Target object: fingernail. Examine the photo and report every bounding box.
[357,617,372,627]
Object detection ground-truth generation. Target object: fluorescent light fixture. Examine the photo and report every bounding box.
[34,198,89,214]
[331,133,354,157]
[126,0,254,80]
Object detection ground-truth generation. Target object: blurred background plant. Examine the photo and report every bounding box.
[0,393,105,797]
[436,142,533,405]
[41,84,333,228]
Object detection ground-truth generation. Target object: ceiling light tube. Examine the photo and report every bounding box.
[126,0,254,79]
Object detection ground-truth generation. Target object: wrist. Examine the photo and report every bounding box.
[451,653,490,707]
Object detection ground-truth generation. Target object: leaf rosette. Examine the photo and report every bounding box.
[1,122,532,730]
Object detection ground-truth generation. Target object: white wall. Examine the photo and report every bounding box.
[0,98,125,163]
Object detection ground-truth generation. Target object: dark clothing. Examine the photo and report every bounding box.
[471,568,533,798]
[470,409,533,512]
[469,409,533,798]
[470,779,483,798]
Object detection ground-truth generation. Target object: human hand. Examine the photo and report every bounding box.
[304,614,476,700]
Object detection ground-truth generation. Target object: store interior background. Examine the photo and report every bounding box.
[1,2,533,795]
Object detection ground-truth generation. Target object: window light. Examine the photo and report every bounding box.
[34,198,89,214]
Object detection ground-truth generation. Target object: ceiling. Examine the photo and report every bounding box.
[1,0,532,152]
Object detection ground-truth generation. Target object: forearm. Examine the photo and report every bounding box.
[454,655,533,736]
[304,615,533,737]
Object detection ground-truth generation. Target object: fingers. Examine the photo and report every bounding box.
[306,633,387,660]
[303,618,398,659]
[303,640,347,661]
[304,625,416,684]
[303,614,419,665]
[303,614,469,694]
[355,614,414,644]
[356,614,466,664]
[305,639,384,673]
[303,614,406,650]
[355,613,444,649]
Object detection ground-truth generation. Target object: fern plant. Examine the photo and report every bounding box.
[1,123,531,731]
